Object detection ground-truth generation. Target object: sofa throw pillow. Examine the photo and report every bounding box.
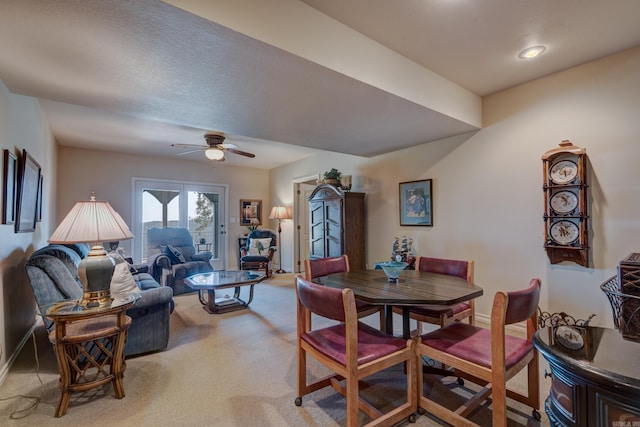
[161,244,186,264]
[248,238,272,256]
[108,252,140,298]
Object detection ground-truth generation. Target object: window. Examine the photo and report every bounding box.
[133,179,227,270]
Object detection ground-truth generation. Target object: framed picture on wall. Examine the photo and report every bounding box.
[399,179,432,226]
[36,174,43,222]
[2,149,17,225]
[15,149,41,233]
[240,199,262,226]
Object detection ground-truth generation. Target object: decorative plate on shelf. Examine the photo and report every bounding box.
[554,325,585,350]
[550,190,578,214]
[549,160,578,184]
[550,220,579,245]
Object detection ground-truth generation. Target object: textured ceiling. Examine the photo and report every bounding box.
[0,0,638,168]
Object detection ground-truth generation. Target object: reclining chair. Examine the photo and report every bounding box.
[146,227,213,295]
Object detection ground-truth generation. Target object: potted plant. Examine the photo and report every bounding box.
[323,168,342,186]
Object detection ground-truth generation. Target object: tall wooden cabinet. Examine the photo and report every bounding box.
[308,184,366,271]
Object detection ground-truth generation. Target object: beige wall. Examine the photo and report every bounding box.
[0,80,56,378]
[268,150,368,273]
[57,146,270,267]
[271,46,640,325]
[2,45,639,381]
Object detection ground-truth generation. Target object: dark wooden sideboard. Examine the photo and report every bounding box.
[533,326,640,426]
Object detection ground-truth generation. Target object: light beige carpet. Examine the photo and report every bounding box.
[0,274,549,426]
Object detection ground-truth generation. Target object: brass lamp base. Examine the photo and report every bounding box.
[78,244,116,308]
[80,289,113,308]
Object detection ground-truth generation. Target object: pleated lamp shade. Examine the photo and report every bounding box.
[49,193,133,307]
[49,196,133,244]
[269,205,291,220]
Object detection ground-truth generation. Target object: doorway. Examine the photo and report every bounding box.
[132,178,227,270]
[293,175,319,274]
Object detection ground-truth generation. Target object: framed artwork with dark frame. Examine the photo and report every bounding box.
[240,199,262,226]
[399,179,432,226]
[15,149,41,233]
[2,149,17,225]
[36,174,43,222]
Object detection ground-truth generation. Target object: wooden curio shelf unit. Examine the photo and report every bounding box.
[542,140,589,267]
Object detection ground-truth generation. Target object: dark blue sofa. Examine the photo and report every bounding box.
[25,243,174,356]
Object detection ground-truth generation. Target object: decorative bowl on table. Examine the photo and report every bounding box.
[377,261,408,282]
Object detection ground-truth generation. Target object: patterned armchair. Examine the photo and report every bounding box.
[146,227,214,295]
[240,229,277,277]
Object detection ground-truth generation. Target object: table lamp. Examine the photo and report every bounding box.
[269,205,292,274]
[49,193,133,307]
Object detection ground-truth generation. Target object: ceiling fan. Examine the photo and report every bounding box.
[171,132,256,161]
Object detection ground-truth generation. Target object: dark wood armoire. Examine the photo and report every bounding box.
[308,184,366,271]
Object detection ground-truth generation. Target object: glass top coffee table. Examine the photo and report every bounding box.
[184,270,266,314]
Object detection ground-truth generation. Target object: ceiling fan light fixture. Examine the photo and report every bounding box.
[205,147,224,160]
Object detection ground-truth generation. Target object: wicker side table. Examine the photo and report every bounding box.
[43,296,136,417]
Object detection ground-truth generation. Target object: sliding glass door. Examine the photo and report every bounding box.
[132,178,227,270]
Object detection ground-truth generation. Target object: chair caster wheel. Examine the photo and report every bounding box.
[417,408,426,415]
[457,377,464,386]
[408,414,417,423]
[532,409,541,421]
[294,397,302,406]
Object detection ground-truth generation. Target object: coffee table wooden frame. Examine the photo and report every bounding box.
[184,270,266,314]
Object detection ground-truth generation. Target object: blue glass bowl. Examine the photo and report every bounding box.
[377,261,408,280]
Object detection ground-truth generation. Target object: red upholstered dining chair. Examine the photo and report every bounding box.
[398,256,475,334]
[294,275,417,426]
[416,278,542,426]
[305,255,385,329]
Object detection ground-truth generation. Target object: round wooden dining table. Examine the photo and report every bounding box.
[317,269,484,339]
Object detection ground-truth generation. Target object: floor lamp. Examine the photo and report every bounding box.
[269,205,291,274]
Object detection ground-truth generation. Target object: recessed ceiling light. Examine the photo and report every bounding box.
[518,45,546,59]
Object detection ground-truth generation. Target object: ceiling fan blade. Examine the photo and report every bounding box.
[171,143,207,148]
[218,143,238,149]
[176,148,203,156]
[225,148,255,158]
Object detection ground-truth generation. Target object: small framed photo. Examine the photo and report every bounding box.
[2,149,17,225]
[240,199,262,226]
[399,179,432,226]
[15,149,41,233]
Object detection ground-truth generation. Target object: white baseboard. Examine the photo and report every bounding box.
[475,312,527,336]
[0,320,39,387]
